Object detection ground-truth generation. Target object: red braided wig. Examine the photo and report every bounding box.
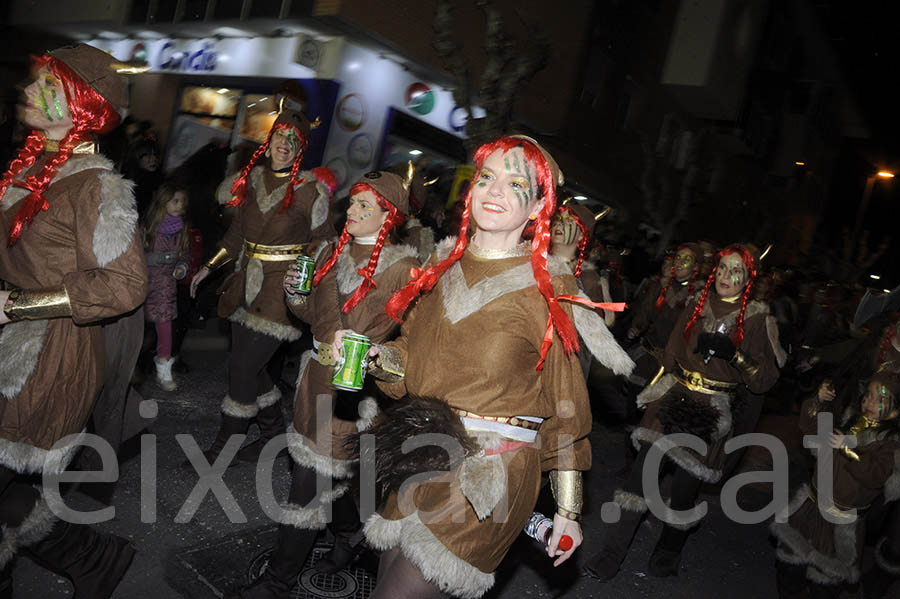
[227,122,308,212]
[877,315,900,366]
[656,245,699,311]
[3,56,120,246]
[683,245,757,347]
[556,204,590,278]
[313,183,406,313]
[385,136,578,369]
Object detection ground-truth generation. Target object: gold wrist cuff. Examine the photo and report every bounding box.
[731,350,759,377]
[549,470,583,516]
[4,287,72,321]
[205,247,232,271]
[368,345,404,383]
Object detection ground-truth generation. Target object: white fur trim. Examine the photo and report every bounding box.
[571,290,634,376]
[614,489,648,513]
[244,258,264,306]
[709,391,733,441]
[309,179,329,230]
[335,243,418,296]
[875,537,900,576]
[0,430,87,475]
[94,169,138,267]
[459,453,506,521]
[286,423,354,479]
[256,386,282,409]
[630,427,722,483]
[0,320,49,401]
[1,155,110,208]
[363,511,495,599]
[228,306,302,342]
[280,483,349,530]
[0,492,57,569]
[294,349,315,393]
[765,315,788,369]
[636,373,676,408]
[416,226,435,266]
[356,397,379,432]
[249,167,287,214]
[770,485,861,584]
[698,298,769,334]
[221,394,259,419]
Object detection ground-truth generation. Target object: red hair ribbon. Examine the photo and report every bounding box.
[535,295,627,370]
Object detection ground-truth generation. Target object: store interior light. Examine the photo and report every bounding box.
[871,274,882,280]
[885,289,892,294]
[573,195,588,201]
[795,161,805,166]
[409,149,423,156]
[347,61,362,71]
[216,88,230,94]
[877,171,895,179]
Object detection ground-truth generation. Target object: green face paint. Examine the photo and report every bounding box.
[36,87,53,121]
[50,89,64,120]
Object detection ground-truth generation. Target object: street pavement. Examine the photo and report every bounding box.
[8,318,894,598]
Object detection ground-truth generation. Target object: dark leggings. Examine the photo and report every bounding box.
[370,547,447,599]
[228,324,283,405]
[624,444,704,512]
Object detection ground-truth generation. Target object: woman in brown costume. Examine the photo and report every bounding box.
[190,109,333,464]
[334,135,633,598]
[0,44,148,597]
[230,168,420,598]
[772,374,900,598]
[584,244,780,580]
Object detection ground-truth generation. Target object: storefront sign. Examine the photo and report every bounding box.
[335,93,366,131]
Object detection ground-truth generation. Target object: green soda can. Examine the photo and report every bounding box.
[293,255,316,294]
[331,333,371,391]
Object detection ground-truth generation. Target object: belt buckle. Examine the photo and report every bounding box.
[686,370,704,391]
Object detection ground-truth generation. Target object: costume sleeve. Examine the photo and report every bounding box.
[797,396,828,436]
[661,303,693,372]
[306,181,335,241]
[538,276,593,472]
[631,278,662,333]
[845,440,900,492]
[62,174,148,324]
[373,301,416,400]
[735,312,780,394]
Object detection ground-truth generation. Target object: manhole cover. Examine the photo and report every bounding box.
[247,543,376,599]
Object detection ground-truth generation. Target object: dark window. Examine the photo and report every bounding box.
[128,0,151,23]
[156,0,178,23]
[213,0,244,20]
[182,0,209,21]
[287,0,315,17]
[249,0,283,18]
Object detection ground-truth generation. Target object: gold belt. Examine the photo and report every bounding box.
[243,240,308,261]
[452,408,542,431]
[674,363,738,395]
[808,484,867,520]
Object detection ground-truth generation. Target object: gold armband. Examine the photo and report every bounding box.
[549,470,583,520]
[368,345,404,383]
[3,287,72,321]
[204,247,232,271]
[731,350,759,378]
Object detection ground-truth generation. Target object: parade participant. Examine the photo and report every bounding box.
[189,108,332,464]
[401,169,438,265]
[143,183,191,391]
[229,167,420,598]
[334,135,633,598]
[0,43,147,597]
[772,374,900,599]
[584,244,779,581]
[626,243,701,387]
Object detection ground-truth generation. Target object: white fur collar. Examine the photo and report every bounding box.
[437,236,570,323]
[697,296,769,334]
[335,243,418,295]
[1,154,114,210]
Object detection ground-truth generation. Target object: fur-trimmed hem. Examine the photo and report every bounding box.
[709,391,733,441]
[614,489,648,513]
[630,427,722,483]
[0,430,87,476]
[356,397,379,432]
[244,258,264,306]
[280,484,349,531]
[0,319,49,401]
[770,486,860,584]
[221,394,259,419]
[256,387,282,409]
[335,243,419,295]
[228,307,302,342]
[875,537,900,576]
[459,452,506,521]
[884,449,900,503]
[571,291,635,376]
[363,511,495,599]
[286,424,354,479]
[637,373,676,408]
[0,492,57,569]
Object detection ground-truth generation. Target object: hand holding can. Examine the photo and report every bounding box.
[292,255,316,295]
[331,332,372,391]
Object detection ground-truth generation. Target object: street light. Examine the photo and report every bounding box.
[851,169,895,255]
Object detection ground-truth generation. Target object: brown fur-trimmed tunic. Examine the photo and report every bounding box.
[632,293,779,483]
[0,153,148,474]
[771,398,900,585]
[287,242,419,478]
[214,167,332,341]
[362,239,633,598]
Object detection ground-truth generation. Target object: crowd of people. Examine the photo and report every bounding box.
[2,42,900,599]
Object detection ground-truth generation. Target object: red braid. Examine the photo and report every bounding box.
[229,122,307,210]
[877,316,900,365]
[557,205,590,278]
[655,260,677,311]
[684,245,756,347]
[6,56,119,246]
[313,227,352,286]
[386,136,577,368]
